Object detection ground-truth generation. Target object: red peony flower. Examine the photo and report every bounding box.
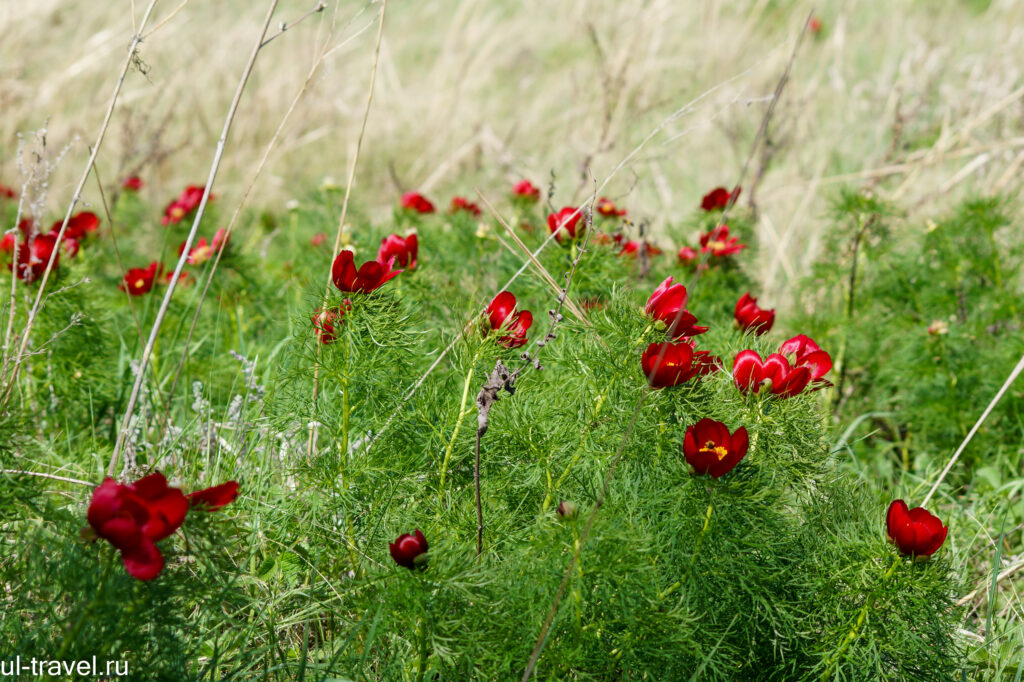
[644,276,708,340]
[401,192,435,214]
[732,350,811,398]
[691,349,722,378]
[886,500,947,557]
[618,240,663,257]
[596,197,627,217]
[547,207,584,243]
[512,180,541,202]
[683,418,750,478]
[699,224,746,258]
[9,233,59,283]
[389,529,428,569]
[120,262,161,296]
[332,249,401,294]
[450,196,482,216]
[701,185,741,211]
[377,232,418,269]
[187,480,239,510]
[162,184,211,225]
[180,229,227,266]
[86,473,188,581]
[122,176,144,191]
[0,183,16,199]
[778,334,833,386]
[734,292,775,335]
[641,342,700,388]
[484,291,533,349]
[50,211,100,240]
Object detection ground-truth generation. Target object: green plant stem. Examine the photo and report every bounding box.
[820,556,900,680]
[570,521,584,631]
[438,347,482,500]
[340,339,351,472]
[416,618,429,682]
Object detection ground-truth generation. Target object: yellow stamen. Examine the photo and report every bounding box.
[699,442,729,460]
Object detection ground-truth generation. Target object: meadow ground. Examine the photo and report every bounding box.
[1,0,1023,679]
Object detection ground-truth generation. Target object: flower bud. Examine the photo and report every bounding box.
[557,500,578,520]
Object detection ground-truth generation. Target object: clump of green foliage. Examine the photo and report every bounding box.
[0,183,987,680]
[795,192,1022,484]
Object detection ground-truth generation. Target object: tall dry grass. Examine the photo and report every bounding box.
[2,0,1023,303]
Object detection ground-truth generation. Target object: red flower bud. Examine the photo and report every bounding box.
[683,418,749,478]
[122,176,144,191]
[312,303,349,344]
[389,529,428,569]
[886,500,947,557]
[700,186,740,211]
[557,500,578,519]
[512,180,541,202]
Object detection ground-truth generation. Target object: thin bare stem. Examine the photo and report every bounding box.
[141,0,191,39]
[1,469,93,487]
[109,0,281,477]
[920,353,1024,507]
[260,1,328,48]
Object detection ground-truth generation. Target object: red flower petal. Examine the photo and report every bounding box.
[188,481,239,510]
[121,539,165,581]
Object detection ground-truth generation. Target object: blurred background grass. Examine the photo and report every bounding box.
[2,0,1022,302]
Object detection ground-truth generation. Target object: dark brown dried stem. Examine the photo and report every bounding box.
[474,208,593,555]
